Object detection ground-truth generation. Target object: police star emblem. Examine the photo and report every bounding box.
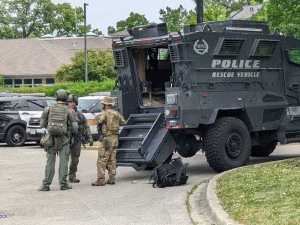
[193,39,209,55]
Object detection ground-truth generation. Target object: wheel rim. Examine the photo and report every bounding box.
[225,133,243,159]
[11,129,25,145]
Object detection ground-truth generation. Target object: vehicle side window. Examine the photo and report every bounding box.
[91,102,101,113]
[214,38,244,56]
[26,100,45,111]
[15,100,30,111]
[0,101,18,111]
[288,49,300,65]
[250,39,278,57]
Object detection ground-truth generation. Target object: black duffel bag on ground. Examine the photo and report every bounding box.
[151,158,188,188]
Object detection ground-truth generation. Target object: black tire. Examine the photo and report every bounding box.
[204,117,251,172]
[251,142,277,157]
[176,135,200,158]
[6,125,26,147]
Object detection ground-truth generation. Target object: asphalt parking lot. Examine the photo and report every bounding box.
[0,144,299,225]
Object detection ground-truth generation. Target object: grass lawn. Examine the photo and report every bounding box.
[217,159,300,225]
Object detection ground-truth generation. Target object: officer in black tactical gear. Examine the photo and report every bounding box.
[67,94,93,183]
[39,89,78,191]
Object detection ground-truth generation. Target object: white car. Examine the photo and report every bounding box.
[78,94,112,140]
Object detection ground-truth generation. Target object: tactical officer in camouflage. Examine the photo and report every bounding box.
[67,94,93,183]
[92,96,126,186]
[39,89,78,191]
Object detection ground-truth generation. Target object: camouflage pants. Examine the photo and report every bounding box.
[69,141,81,178]
[97,135,118,179]
[42,142,70,187]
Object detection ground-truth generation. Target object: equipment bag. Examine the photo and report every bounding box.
[47,105,68,136]
[151,158,188,188]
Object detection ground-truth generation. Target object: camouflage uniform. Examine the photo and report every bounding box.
[69,109,92,183]
[92,97,125,186]
[39,90,78,191]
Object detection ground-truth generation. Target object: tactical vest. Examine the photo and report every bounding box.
[47,104,68,136]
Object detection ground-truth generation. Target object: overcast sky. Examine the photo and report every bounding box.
[53,0,195,34]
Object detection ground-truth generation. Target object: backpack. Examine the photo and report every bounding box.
[151,158,188,188]
[47,105,68,136]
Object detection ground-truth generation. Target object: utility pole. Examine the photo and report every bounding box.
[196,0,204,24]
[84,2,88,83]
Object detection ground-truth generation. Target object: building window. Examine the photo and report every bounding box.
[46,78,55,85]
[250,39,278,57]
[14,79,22,87]
[288,49,300,65]
[33,79,42,86]
[4,79,13,87]
[24,79,33,87]
[214,38,245,56]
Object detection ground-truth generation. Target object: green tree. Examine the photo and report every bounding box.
[264,0,300,38]
[116,12,149,32]
[0,0,56,38]
[56,50,116,82]
[92,28,103,36]
[54,3,91,37]
[107,26,116,35]
[159,5,188,32]
[0,0,92,38]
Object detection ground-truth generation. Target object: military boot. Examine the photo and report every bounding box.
[69,175,80,183]
[39,186,50,191]
[60,184,72,191]
[107,176,116,185]
[91,178,106,186]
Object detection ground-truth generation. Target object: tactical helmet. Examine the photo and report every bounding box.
[67,94,74,102]
[73,95,79,105]
[67,94,79,105]
[55,89,68,102]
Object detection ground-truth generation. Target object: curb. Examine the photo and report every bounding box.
[187,180,215,225]
[206,172,242,225]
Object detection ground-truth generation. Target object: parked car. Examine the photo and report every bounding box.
[0,96,55,146]
[26,93,111,144]
[78,95,105,140]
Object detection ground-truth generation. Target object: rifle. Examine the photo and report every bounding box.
[97,123,104,141]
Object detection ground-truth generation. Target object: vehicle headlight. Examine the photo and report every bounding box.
[166,94,178,105]
[165,109,170,116]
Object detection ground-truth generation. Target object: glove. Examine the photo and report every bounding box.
[89,139,94,146]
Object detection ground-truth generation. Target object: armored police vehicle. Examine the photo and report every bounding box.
[112,6,300,172]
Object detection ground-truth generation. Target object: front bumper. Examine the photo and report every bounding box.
[26,127,46,141]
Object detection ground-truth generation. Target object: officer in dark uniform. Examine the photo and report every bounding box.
[68,94,93,183]
[39,89,78,191]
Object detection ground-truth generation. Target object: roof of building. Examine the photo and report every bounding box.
[0,37,112,77]
[230,4,263,20]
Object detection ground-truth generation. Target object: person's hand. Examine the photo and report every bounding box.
[89,140,94,146]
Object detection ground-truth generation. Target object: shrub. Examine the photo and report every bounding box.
[0,79,115,97]
[56,50,117,82]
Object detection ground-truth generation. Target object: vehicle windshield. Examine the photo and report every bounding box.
[78,99,101,113]
[46,99,56,106]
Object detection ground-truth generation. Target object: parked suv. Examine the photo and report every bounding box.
[0,96,55,146]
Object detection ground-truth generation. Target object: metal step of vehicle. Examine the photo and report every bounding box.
[117,113,175,170]
[122,124,152,129]
[119,137,144,141]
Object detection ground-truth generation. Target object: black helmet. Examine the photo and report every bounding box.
[55,89,68,102]
[67,94,78,105]
[73,95,78,105]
